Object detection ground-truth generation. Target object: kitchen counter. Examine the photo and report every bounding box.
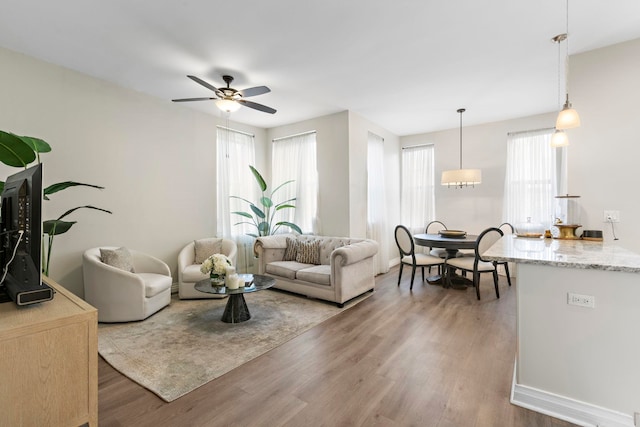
[483,235,640,273]
[483,236,640,427]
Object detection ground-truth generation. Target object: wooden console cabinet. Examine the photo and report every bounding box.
[0,276,98,427]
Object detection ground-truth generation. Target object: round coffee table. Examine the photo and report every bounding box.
[195,274,275,323]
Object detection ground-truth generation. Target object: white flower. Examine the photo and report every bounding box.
[200,253,232,275]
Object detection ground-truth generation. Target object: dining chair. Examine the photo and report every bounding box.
[443,227,504,300]
[496,223,514,287]
[395,225,444,290]
[425,220,448,273]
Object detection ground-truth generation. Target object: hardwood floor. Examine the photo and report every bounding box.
[98,267,577,427]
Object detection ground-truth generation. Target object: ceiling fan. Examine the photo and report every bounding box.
[172,75,276,114]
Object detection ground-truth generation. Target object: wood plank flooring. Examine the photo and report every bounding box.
[98,267,577,427]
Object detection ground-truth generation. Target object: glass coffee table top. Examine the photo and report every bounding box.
[195,274,276,323]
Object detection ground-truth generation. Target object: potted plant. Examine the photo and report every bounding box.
[231,165,302,237]
[0,130,111,276]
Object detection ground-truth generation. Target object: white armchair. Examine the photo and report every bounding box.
[178,238,238,299]
[82,247,172,322]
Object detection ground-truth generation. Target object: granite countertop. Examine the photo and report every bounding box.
[483,235,640,273]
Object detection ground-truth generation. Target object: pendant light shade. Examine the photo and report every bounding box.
[550,129,569,147]
[441,108,481,188]
[556,95,581,129]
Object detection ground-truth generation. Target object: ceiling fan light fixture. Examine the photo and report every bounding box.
[215,98,241,113]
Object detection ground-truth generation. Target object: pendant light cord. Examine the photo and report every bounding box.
[458,108,465,169]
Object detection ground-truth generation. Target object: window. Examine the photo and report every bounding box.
[271,131,318,234]
[367,132,389,274]
[216,126,256,271]
[503,128,567,228]
[401,144,436,234]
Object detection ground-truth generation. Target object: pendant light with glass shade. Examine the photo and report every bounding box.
[441,108,481,188]
[555,0,580,130]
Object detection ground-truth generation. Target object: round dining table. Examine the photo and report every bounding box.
[413,233,478,289]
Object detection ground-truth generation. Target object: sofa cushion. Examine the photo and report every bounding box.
[266,261,313,279]
[296,265,331,286]
[182,264,208,283]
[194,238,223,264]
[283,237,299,261]
[296,240,320,264]
[137,273,172,298]
[100,247,135,272]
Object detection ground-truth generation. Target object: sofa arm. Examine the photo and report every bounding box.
[254,234,293,253]
[331,240,379,267]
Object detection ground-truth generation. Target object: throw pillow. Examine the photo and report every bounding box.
[100,247,135,272]
[194,238,223,264]
[296,240,321,265]
[283,237,299,261]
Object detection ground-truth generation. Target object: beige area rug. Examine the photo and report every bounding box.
[98,289,370,402]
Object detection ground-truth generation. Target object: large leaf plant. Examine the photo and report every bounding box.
[231,165,302,237]
[0,130,111,276]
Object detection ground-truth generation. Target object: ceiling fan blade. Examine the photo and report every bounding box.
[172,97,217,102]
[187,75,219,93]
[237,99,277,114]
[238,86,271,98]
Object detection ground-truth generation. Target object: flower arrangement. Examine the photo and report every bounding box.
[200,253,232,276]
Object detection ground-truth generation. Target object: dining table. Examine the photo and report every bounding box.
[413,232,478,289]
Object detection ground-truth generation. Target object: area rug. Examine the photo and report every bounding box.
[98,289,369,402]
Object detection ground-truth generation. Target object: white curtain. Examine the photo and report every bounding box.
[503,128,566,229]
[271,132,319,234]
[367,132,390,274]
[216,126,257,273]
[401,145,436,235]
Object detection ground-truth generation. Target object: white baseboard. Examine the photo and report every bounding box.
[510,364,634,427]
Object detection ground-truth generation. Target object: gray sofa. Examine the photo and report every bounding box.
[253,234,379,307]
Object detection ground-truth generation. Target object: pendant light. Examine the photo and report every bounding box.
[555,0,580,130]
[551,33,569,147]
[441,108,481,188]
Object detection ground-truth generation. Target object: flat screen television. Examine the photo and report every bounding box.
[0,163,53,305]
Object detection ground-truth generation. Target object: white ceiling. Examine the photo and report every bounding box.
[2,0,640,136]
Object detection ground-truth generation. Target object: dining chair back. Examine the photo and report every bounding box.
[394,225,444,290]
[496,223,514,287]
[444,227,504,300]
[425,220,448,260]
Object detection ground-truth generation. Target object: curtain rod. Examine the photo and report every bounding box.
[507,127,555,136]
[402,143,434,149]
[272,130,316,142]
[216,125,255,138]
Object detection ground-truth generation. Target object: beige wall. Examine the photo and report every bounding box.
[266,111,350,237]
[0,46,265,296]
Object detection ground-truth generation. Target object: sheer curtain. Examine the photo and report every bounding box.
[401,145,436,235]
[216,126,257,273]
[503,128,566,229]
[367,132,390,274]
[271,132,319,234]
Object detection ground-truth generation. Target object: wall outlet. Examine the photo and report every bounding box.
[604,210,620,223]
[567,292,595,308]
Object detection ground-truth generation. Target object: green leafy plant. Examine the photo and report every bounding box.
[0,130,111,276]
[231,165,302,237]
